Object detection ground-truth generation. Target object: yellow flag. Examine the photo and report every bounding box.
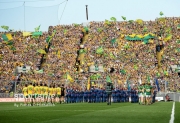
[6,34,13,41]
[37,49,46,54]
[87,77,90,90]
[136,19,143,24]
[23,32,32,37]
[57,50,60,58]
[67,74,74,82]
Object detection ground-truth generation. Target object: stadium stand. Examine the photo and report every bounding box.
[1,17,180,95]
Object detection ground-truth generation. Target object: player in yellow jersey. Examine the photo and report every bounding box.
[56,84,61,103]
[33,83,39,105]
[41,83,46,103]
[22,84,28,105]
[52,84,57,104]
[27,83,34,105]
[37,83,41,104]
[48,84,53,104]
[44,84,49,104]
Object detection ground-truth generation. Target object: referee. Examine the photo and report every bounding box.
[106,81,113,105]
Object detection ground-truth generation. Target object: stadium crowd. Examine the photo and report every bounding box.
[0,17,180,95]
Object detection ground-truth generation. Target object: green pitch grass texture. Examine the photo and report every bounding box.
[0,102,179,123]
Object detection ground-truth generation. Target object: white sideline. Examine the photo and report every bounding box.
[169,102,175,123]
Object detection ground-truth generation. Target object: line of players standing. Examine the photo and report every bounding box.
[65,87,139,103]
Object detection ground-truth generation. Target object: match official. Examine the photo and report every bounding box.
[106,81,113,105]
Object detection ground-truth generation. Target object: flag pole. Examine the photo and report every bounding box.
[85,5,88,27]
[24,1,25,32]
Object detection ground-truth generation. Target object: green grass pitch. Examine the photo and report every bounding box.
[0,102,179,123]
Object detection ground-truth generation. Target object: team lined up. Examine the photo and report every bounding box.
[22,83,65,105]
[22,82,156,105]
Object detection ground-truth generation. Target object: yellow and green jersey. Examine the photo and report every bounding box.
[34,86,39,94]
[41,86,46,95]
[37,86,41,94]
[49,88,53,95]
[23,87,28,96]
[27,85,34,94]
[52,88,57,95]
[56,87,61,95]
[44,86,49,95]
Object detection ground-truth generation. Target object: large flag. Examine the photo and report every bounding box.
[155,78,160,91]
[2,34,13,41]
[23,32,32,37]
[1,25,9,30]
[32,31,42,36]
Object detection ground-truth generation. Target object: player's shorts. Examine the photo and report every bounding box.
[43,94,48,98]
[61,93,65,97]
[37,94,42,98]
[138,93,142,97]
[146,95,151,98]
[34,94,38,98]
[50,94,56,98]
[24,95,28,98]
[142,93,146,97]
[28,94,33,98]
[57,94,61,98]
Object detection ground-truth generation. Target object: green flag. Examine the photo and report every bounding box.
[10,46,16,51]
[1,25,9,31]
[147,75,150,82]
[110,17,116,21]
[121,16,126,20]
[35,25,41,32]
[143,27,148,32]
[105,19,111,25]
[84,27,89,32]
[6,41,14,45]
[159,11,164,16]
[176,40,180,44]
[96,46,104,54]
[134,64,138,70]
[106,76,112,83]
[120,69,126,74]
[79,49,86,54]
[32,31,42,36]
[111,38,116,44]
[97,28,103,33]
[36,69,43,73]
[128,20,134,23]
[177,24,180,29]
[46,36,51,43]
[2,34,8,41]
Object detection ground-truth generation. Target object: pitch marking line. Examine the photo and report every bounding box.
[169,102,175,123]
